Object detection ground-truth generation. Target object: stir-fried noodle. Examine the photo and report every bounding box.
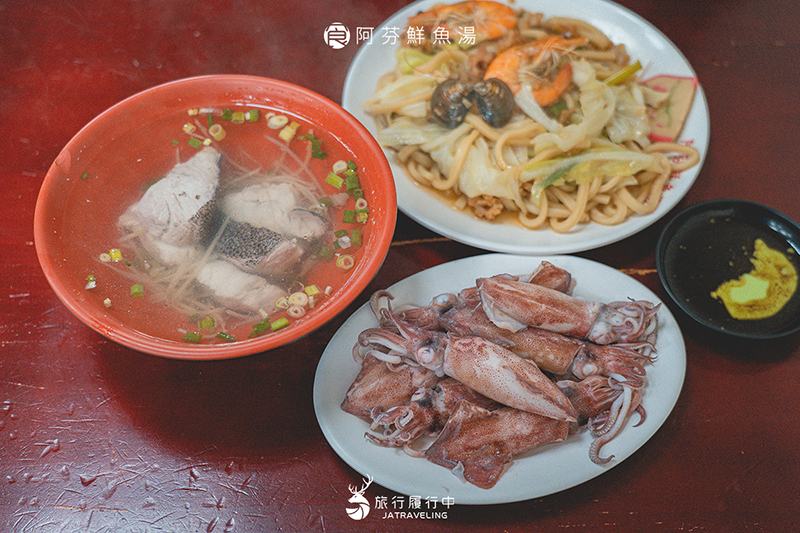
[364,3,700,233]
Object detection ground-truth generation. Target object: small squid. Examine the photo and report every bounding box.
[438,293,655,387]
[356,293,577,423]
[478,276,660,345]
[424,400,570,489]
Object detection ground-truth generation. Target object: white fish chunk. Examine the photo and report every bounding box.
[221,181,328,241]
[195,259,286,314]
[143,239,203,266]
[119,147,221,247]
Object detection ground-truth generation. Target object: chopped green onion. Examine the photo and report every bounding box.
[352,188,365,202]
[357,210,369,223]
[250,319,271,338]
[270,317,290,331]
[171,140,179,146]
[336,254,355,270]
[246,109,260,122]
[345,173,360,192]
[316,243,334,259]
[304,284,321,296]
[232,111,246,124]
[80,172,89,180]
[200,316,215,330]
[318,196,333,208]
[130,283,144,298]
[332,160,348,174]
[605,60,642,86]
[183,331,203,343]
[267,114,289,129]
[215,332,235,342]
[278,121,300,141]
[347,160,357,171]
[302,133,327,159]
[222,109,233,121]
[207,113,214,126]
[288,291,310,306]
[187,137,203,149]
[545,100,568,118]
[85,274,97,290]
[350,228,362,247]
[109,249,123,262]
[325,172,344,189]
[334,229,349,238]
[287,305,306,318]
[342,209,356,223]
[209,124,226,141]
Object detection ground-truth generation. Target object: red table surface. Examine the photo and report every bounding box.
[2,0,799,531]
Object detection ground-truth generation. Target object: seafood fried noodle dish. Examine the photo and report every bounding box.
[341,261,659,489]
[364,0,700,232]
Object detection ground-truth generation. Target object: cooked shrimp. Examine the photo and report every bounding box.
[407,0,518,44]
[483,35,588,105]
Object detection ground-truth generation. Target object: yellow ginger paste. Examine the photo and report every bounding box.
[711,239,797,320]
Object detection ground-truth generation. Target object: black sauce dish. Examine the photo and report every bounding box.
[656,199,800,339]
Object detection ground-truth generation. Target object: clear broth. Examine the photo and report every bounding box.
[62,105,373,345]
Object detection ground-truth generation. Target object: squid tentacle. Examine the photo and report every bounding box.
[574,343,656,388]
[588,300,661,345]
[588,385,632,464]
[587,382,644,465]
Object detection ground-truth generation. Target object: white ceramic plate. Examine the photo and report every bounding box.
[342,0,710,254]
[313,254,686,504]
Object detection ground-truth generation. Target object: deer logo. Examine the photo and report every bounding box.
[345,475,373,520]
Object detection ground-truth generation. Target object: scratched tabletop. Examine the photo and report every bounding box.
[2,0,799,531]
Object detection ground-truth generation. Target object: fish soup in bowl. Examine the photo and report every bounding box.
[34,75,396,359]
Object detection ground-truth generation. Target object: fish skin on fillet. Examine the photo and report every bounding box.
[221,181,329,241]
[216,220,306,277]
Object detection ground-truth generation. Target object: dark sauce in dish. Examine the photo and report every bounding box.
[657,200,800,338]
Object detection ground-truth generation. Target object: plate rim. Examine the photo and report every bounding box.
[313,253,687,505]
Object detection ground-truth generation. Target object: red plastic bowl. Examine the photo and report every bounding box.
[34,75,396,359]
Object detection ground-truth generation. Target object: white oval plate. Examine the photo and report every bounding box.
[342,0,710,254]
[313,254,686,505]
